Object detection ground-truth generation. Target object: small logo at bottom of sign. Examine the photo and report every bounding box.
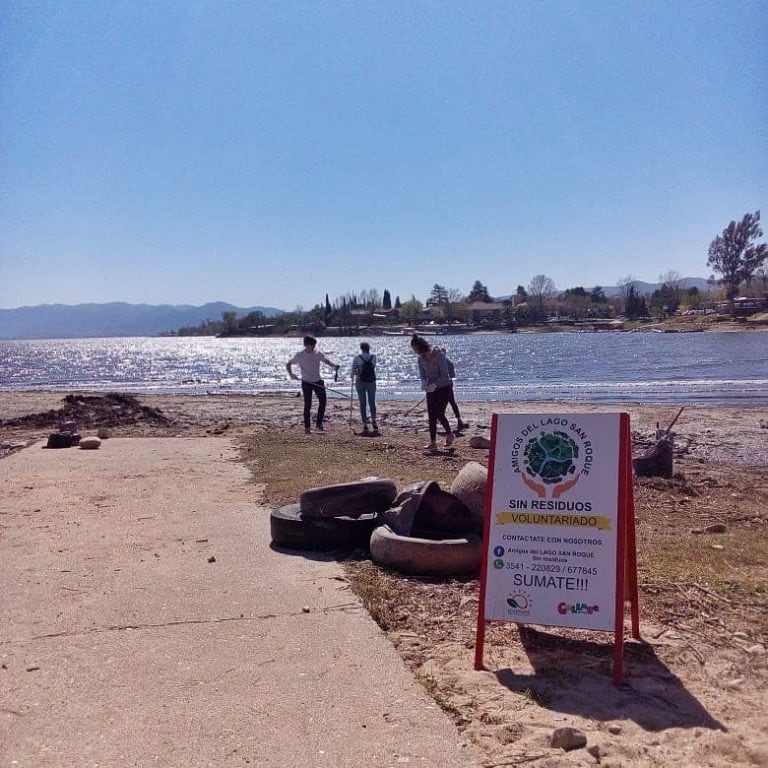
[506,590,532,617]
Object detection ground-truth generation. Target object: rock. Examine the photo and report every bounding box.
[607,724,623,735]
[704,523,726,534]
[97,427,112,439]
[302,606,310,613]
[207,556,216,563]
[745,644,766,655]
[469,435,491,449]
[79,436,102,450]
[551,726,587,751]
[46,433,81,449]
[450,462,487,531]
[587,744,602,759]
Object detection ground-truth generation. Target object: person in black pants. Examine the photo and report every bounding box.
[286,335,339,433]
[442,348,468,431]
[410,334,454,454]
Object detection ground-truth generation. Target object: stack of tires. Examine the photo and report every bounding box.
[270,462,489,580]
[269,479,398,552]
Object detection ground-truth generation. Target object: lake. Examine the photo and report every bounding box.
[1,332,767,405]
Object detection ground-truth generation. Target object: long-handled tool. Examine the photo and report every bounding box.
[403,395,426,417]
[664,406,684,435]
[348,380,356,431]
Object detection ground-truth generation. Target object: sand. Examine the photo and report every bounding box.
[1,390,767,767]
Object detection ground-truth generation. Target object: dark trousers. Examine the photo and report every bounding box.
[426,385,453,441]
[301,379,326,429]
[447,383,461,421]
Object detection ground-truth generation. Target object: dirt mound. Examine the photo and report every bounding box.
[0,393,172,430]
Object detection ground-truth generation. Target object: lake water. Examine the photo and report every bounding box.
[1,332,767,405]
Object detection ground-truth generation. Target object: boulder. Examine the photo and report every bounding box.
[79,436,102,450]
[450,462,487,532]
[469,435,491,449]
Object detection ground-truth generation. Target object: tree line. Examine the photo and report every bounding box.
[175,211,766,335]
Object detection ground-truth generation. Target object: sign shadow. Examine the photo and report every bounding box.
[492,626,725,733]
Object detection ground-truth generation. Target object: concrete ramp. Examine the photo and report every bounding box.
[1,438,479,767]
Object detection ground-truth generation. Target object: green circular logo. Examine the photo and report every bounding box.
[523,430,579,485]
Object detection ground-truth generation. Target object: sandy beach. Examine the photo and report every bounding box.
[1,390,767,767]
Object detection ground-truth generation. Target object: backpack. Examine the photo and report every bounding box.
[359,355,376,383]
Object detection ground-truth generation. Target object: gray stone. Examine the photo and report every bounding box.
[449,462,487,531]
[469,435,491,449]
[704,523,726,534]
[551,726,587,751]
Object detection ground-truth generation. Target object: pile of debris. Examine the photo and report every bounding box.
[0,393,172,431]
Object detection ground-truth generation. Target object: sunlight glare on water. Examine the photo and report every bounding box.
[1,332,767,405]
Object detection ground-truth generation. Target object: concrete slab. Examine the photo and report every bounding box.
[1,438,480,767]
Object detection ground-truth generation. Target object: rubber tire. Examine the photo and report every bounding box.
[270,503,378,552]
[299,479,398,519]
[369,525,482,577]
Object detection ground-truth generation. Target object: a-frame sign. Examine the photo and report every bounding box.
[474,412,640,684]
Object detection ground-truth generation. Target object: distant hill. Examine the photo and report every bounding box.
[593,278,711,298]
[497,278,710,302]
[0,302,284,340]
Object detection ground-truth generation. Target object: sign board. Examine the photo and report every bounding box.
[475,412,639,682]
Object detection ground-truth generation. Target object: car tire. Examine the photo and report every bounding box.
[299,479,398,519]
[369,524,482,577]
[270,503,378,552]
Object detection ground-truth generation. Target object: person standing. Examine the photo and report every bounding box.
[410,334,454,454]
[351,341,379,435]
[442,348,468,431]
[286,335,340,434]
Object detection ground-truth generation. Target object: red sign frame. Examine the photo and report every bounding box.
[474,412,640,684]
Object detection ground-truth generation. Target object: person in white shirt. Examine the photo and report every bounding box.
[286,335,339,433]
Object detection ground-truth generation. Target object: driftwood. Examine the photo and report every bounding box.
[632,407,684,479]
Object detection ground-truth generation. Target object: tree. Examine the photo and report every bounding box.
[590,286,607,303]
[528,274,556,311]
[382,289,392,310]
[395,295,402,309]
[221,311,238,333]
[324,294,332,326]
[515,285,528,301]
[467,280,492,303]
[625,286,648,320]
[445,288,465,322]
[400,296,423,324]
[428,284,449,307]
[707,211,768,299]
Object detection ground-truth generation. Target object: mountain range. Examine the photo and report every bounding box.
[0,279,711,339]
[0,302,283,340]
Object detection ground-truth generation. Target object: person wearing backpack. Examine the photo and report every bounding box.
[351,342,378,435]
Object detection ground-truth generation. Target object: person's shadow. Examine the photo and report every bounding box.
[491,625,725,732]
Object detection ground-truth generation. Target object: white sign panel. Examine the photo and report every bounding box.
[483,413,623,631]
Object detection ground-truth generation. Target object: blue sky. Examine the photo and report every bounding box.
[2,1,766,311]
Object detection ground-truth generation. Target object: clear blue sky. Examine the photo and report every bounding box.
[2,1,766,310]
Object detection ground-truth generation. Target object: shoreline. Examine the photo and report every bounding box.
[2,390,766,468]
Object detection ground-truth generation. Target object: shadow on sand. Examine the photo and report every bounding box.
[492,626,725,733]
